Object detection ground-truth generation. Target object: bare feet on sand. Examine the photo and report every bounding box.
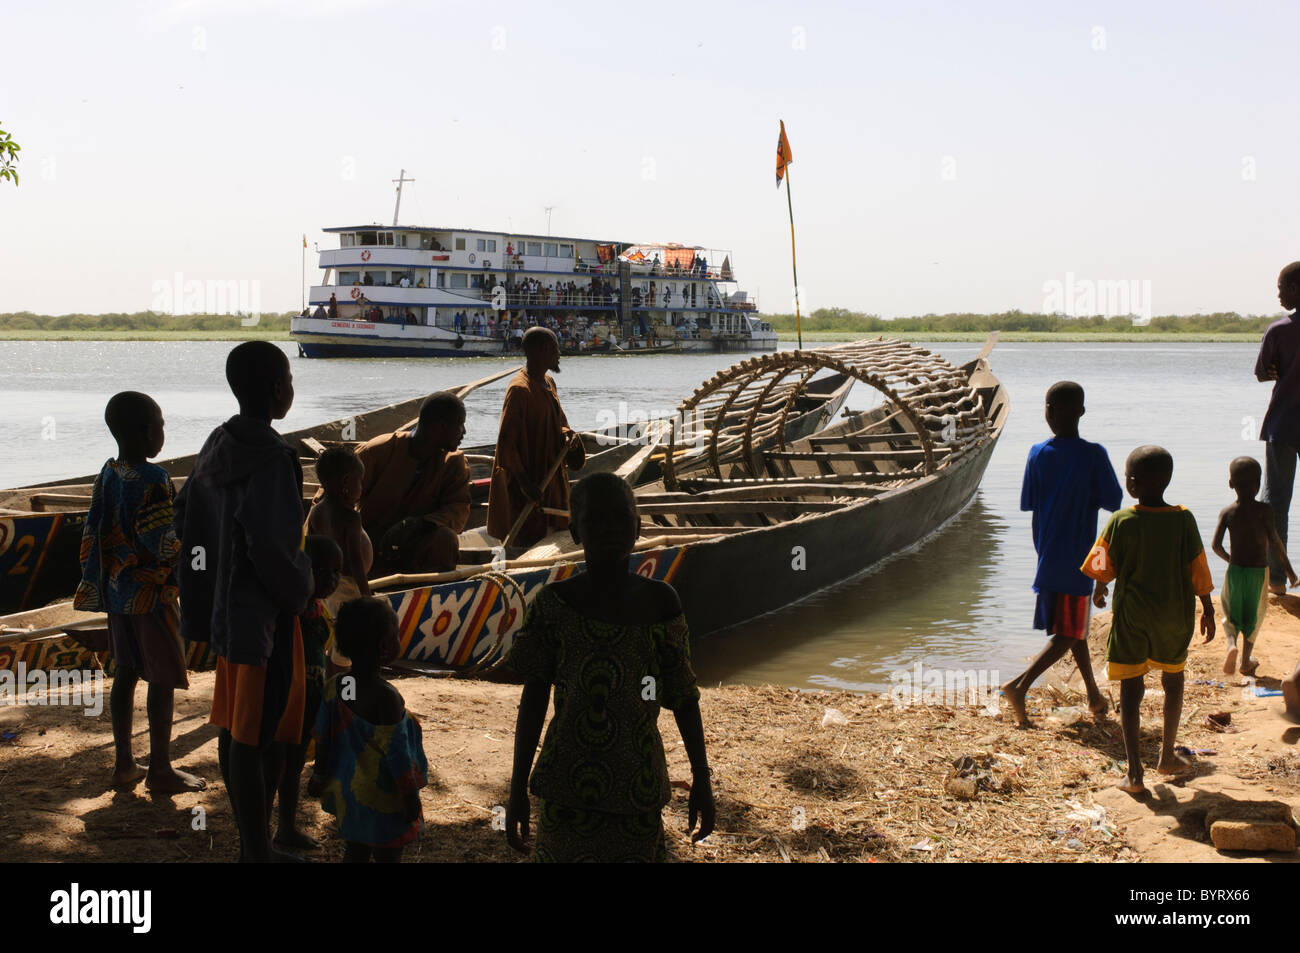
[145,767,207,794]
[1117,772,1146,793]
[1087,693,1110,718]
[1270,582,1287,596]
[1000,681,1031,727]
[274,828,319,851]
[111,763,147,789]
[1240,659,1260,678]
[1223,645,1238,675]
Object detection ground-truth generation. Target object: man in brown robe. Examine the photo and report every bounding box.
[354,392,471,573]
[487,327,585,551]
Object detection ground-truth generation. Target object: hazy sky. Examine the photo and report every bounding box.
[2,0,1297,318]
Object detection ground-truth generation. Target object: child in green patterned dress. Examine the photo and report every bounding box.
[505,471,715,861]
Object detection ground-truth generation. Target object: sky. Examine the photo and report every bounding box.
[2,0,1298,318]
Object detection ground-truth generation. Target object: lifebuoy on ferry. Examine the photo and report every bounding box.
[360,249,371,261]
[351,287,362,300]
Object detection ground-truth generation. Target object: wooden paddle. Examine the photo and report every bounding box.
[502,440,575,550]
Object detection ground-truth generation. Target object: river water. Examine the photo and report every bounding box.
[0,340,1275,692]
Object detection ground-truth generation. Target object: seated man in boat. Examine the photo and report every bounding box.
[350,393,472,574]
[487,327,586,552]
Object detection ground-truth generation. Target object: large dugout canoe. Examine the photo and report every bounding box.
[0,365,852,616]
[0,338,1002,676]
[303,337,1007,676]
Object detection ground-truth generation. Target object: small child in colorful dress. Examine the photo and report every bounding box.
[1083,446,1216,793]
[74,391,205,794]
[1211,456,1297,678]
[274,534,343,851]
[505,471,716,862]
[308,596,427,863]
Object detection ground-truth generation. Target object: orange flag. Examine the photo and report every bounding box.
[776,120,793,187]
[302,234,307,248]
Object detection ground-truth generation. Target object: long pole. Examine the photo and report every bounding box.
[785,168,801,350]
[301,235,305,312]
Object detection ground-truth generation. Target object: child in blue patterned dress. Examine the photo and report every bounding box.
[74,391,205,794]
[308,596,427,862]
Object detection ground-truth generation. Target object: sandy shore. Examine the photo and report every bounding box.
[5,595,1300,863]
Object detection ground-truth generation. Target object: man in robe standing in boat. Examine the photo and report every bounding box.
[488,327,586,553]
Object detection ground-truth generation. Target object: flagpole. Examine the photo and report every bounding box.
[785,169,802,351]
[301,235,306,312]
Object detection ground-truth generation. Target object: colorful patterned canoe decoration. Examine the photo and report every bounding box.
[0,545,690,678]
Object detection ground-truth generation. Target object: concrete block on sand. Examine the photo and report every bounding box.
[1204,800,1297,852]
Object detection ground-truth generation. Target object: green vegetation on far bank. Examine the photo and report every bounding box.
[781,330,1265,343]
[0,307,1282,344]
[762,307,1280,337]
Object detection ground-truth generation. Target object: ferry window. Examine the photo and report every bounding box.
[544,243,557,257]
[450,273,468,289]
[359,232,377,246]
[487,240,497,252]
[471,274,484,289]
[339,271,359,285]
[379,232,393,246]
[396,233,408,247]
[527,241,542,256]
[455,238,466,251]
[476,239,487,252]
[340,234,353,247]
[436,272,445,288]
[559,244,572,257]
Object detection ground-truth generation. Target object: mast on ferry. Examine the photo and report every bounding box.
[392,169,414,226]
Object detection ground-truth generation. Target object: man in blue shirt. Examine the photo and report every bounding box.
[1002,382,1123,727]
[1255,262,1300,594]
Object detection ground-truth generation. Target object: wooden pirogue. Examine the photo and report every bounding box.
[0,338,1003,676]
[367,335,1007,671]
[0,362,855,616]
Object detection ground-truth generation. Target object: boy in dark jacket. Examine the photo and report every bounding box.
[175,342,313,862]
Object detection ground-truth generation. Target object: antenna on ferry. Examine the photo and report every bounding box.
[392,169,415,226]
[544,206,554,236]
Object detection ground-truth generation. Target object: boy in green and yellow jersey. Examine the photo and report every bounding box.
[1082,445,1215,794]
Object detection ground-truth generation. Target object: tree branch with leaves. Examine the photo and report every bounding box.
[0,122,20,186]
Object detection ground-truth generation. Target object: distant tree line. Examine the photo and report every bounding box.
[0,311,294,331]
[759,308,1280,334]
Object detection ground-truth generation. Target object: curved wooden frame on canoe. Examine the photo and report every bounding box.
[660,338,994,490]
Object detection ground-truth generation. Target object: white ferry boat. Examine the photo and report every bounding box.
[292,213,777,359]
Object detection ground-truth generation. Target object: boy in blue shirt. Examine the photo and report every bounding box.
[1002,382,1123,726]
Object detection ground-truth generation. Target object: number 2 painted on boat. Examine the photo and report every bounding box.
[6,535,35,576]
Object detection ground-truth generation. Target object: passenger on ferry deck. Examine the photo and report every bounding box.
[328,293,338,319]
[312,305,327,320]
